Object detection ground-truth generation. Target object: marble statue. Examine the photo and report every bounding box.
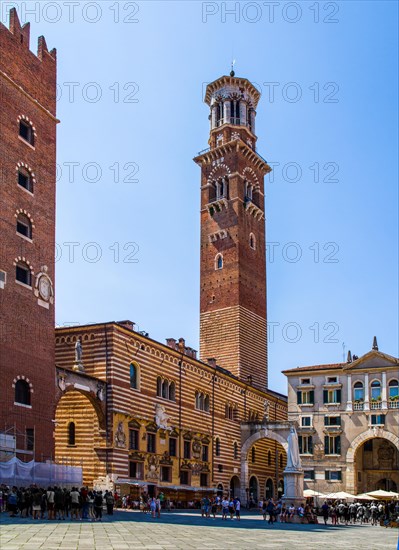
[286,425,302,470]
[75,338,83,363]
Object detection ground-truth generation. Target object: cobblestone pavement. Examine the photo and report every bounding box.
[1,510,398,550]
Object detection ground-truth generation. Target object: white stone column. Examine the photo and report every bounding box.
[240,458,249,505]
[250,109,256,134]
[364,373,370,411]
[346,373,352,411]
[211,105,216,129]
[382,371,387,409]
[223,100,230,125]
[240,101,247,126]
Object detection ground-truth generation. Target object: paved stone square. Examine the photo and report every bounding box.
[1,510,398,550]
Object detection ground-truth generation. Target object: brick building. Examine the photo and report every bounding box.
[53,70,290,501]
[0,9,58,461]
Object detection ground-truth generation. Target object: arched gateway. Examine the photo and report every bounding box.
[240,423,296,504]
[346,428,399,494]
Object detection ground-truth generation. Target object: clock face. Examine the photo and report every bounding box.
[39,276,50,300]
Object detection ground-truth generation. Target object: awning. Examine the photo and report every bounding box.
[158,485,217,492]
[116,479,150,486]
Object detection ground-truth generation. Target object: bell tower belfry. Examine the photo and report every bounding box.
[194,72,271,390]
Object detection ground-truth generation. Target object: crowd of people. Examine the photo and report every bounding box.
[0,484,116,521]
[320,500,399,526]
[1,484,398,527]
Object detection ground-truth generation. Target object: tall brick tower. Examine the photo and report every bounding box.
[0,9,57,460]
[194,72,271,390]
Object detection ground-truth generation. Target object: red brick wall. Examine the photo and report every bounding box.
[0,10,57,460]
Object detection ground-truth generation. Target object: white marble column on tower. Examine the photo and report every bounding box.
[211,105,216,129]
[223,100,230,125]
[250,109,256,134]
[240,101,247,126]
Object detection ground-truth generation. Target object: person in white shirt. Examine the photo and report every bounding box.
[221,498,229,520]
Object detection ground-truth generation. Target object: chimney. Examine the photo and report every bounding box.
[372,336,378,351]
[117,320,135,331]
[207,358,217,368]
[166,338,177,350]
[178,338,185,353]
[347,350,352,363]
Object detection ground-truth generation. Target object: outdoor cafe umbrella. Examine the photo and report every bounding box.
[324,491,356,500]
[355,493,377,501]
[366,490,399,499]
[303,489,327,498]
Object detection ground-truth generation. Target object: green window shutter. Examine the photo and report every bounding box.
[324,416,329,426]
[309,436,313,454]
[336,436,341,455]
[309,390,314,404]
[324,435,329,455]
[337,471,342,481]
[337,416,341,426]
[297,391,302,404]
[323,390,328,404]
[298,435,303,454]
[371,415,376,425]
[325,470,330,480]
[336,389,342,403]
[381,415,386,425]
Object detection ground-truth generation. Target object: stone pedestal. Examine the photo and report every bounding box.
[73,361,85,373]
[283,468,304,508]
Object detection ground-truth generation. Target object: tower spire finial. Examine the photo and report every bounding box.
[372,336,378,351]
[230,59,236,77]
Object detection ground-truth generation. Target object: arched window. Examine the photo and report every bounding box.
[162,379,169,399]
[233,441,238,460]
[157,376,162,397]
[16,213,32,239]
[169,381,176,401]
[198,392,204,410]
[249,233,256,250]
[388,379,398,399]
[353,381,364,401]
[68,422,76,445]
[371,380,381,400]
[19,119,35,146]
[195,391,200,409]
[130,363,138,389]
[18,167,33,193]
[267,450,272,466]
[15,379,30,405]
[15,261,32,287]
[215,437,221,457]
[204,394,210,412]
[215,254,223,270]
[251,446,256,463]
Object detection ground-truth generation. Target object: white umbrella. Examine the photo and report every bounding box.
[366,490,399,499]
[355,493,377,501]
[325,491,356,500]
[304,489,327,498]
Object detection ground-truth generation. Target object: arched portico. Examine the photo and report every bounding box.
[346,428,399,494]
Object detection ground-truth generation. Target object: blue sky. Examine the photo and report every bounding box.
[4,1,398,394]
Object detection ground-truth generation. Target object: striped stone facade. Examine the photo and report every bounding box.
[55,322,287,500]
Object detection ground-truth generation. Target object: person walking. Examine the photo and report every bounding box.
[105,491,115,515]
[267,499,275,525]
[94,491,103,521]
[235,498,241,521]
[321,502,329,525]
[221,497,229,520]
